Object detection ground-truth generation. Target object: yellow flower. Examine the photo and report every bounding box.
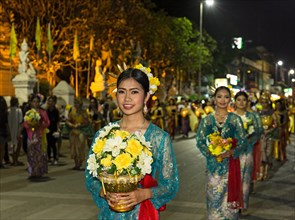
[114,130,130,139]
[93,139,106,154]
[243,122,248,130]
[224,144,231,151]
[113,153,133,170]
[143,147,152,157]
[125,138,143,157]
[87,123,153,178]
[150,77,160,87]
[101,154,112,167]
[208,144,214,152]
[207,131,233,162]
[212,145,223,156]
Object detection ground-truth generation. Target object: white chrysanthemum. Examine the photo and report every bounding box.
[134,132,152,150]
[87,154,100,177]
[98,123,119,138]
[149,85,157,94]
[248,125,255,135]
[146,72,153,79]
[137,152,153,175]
[103,136,127,157]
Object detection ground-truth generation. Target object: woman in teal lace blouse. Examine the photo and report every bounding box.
[196,86,248,219]
[85,66,179,220]
[234,91,262,214]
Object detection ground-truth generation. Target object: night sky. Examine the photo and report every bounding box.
[152,0,295,69]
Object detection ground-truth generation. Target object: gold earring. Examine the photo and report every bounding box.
[144,103,148,114]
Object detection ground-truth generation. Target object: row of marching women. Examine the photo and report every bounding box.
[195,86,293,219]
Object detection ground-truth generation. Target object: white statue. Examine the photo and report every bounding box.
[18,39,36,77]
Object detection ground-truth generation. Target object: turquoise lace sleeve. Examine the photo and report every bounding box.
[84,130,105,208]
[146,124,179,209]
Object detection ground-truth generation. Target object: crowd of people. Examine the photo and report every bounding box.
[0,72,294,219]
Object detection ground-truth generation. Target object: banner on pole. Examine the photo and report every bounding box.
[35,17,41,51]
[9,23,17,58]
[73,31,80,61]
[46,23,53,56]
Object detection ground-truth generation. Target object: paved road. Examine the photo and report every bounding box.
[1,133,294,220]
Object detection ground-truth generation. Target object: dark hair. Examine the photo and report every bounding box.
[117,68,149,95]
[47,95,57,103]
[234,91,249,101]
[89,97,98,110]
[29,93,42,102]
[10,96,19,107]
[0,96,8,124]
[214,86,231,97]
[275,99,286,111]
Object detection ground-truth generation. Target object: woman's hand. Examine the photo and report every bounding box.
[220,149,233,159]
[105,188,152,208]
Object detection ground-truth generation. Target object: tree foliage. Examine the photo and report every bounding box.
[1,0,217,97]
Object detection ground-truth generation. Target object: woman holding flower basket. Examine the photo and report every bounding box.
[196,86,248,219]
[85,64,179,219]
[233,91,263,214]
[66,97,93,170]
[23,94,50,178]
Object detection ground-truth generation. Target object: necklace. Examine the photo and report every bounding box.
[120,118,146,134]
[214,112,228,128]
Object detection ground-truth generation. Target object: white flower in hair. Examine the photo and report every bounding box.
[134,64,160,95]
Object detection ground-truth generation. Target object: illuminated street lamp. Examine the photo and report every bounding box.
[198,0,214,98]
[275,60,283,86]
[289,69,294,86]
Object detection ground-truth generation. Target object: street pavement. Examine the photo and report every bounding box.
[1,133,294,220]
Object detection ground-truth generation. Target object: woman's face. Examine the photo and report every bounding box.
[214,89,231,110]
[235,95,248,111]
[90,99,97,108]
[47,98,55,108]
[116,78,149,116]
[31,97,40,109]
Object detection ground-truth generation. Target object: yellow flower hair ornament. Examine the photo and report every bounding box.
[134,64,160,95]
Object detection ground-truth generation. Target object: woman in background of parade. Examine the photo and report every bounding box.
[87,97,104,147]
[248,97,263,192]
[23,94,50,178]
[85,66,178,219]
[196,86,248,219]
[20,94,34,155]
[257,92,278,181]
[66,97,91,170]
[274,99,289,163]
[150,98,165,130]
[0,96,9,168]
[288,96,295,134]
[165,98,178,140]
[46,96,60,165]
[88,97,104,132]
[8,97,24,166]
[234,91,262,213]
[180,99,191,138]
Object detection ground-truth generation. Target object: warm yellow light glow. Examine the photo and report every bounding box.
[289,69,294,74]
